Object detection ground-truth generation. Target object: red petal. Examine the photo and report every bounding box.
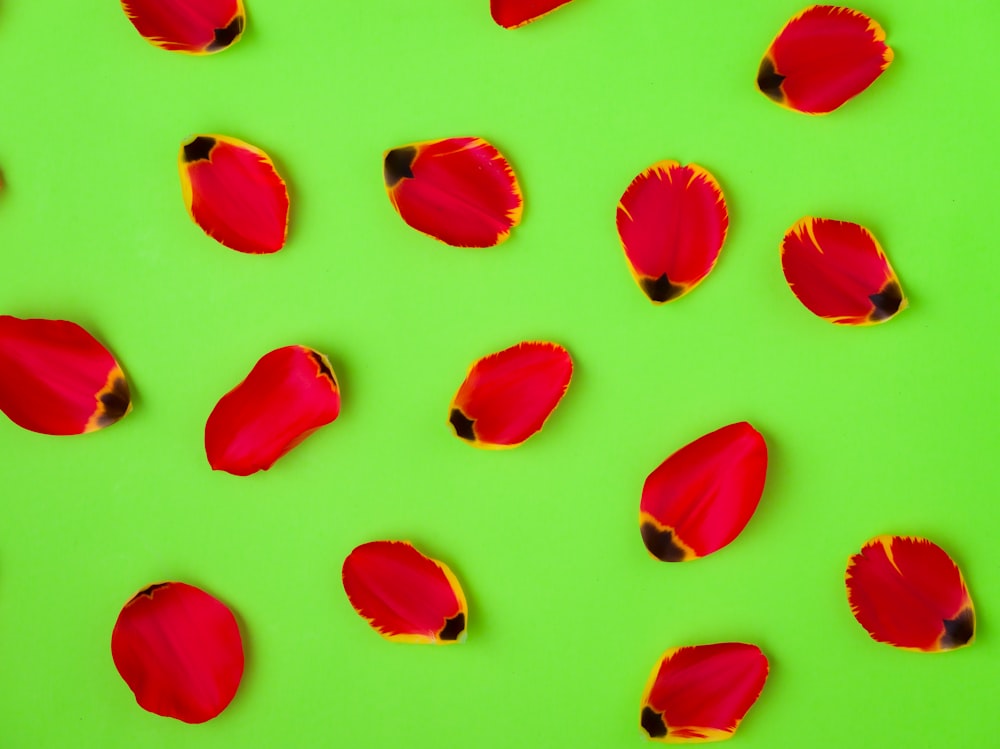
[342,541,468,643]
[640,422,767,561]
[121,0,245,54]
[111,582,244,723]
[781,217,906,325]
[641,643,769,742]
[205,346,341,475]
[0,316,131,435]
[616,161,729,303]
[180,135,289,255]
[757,6,893,114]
[383,137,523,248]
[449,341,572,449]
[490,0,575,28]
[846,535,975,652]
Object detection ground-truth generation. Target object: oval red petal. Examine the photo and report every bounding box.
[121,0,245,54]
[180,135,290,254]
[641,642,769,742]
[617,161,728,303]
[111,582,244,723]
[383,137,523,248]
[640,422,767,561]
[490,0,575,28]
[205,345,341,475]
[0,316,131,435]
[449,341,572,449]
[846,535,975,651]
[342,541,468,643]
[757,5,893,114]
[781,217,906,325]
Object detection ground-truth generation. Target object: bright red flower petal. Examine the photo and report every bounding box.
[846,535,975,652]
[111,582,244,723]
[205,345,341,475]
[383,137,523,248]
[449,341,572,449]
[641,642,769,742]
[342,541,468,644]
[781,217,906,325]
[757,5,893,114]
[179,134,289,255]
[490,0,575,28]
[121,0,245,54]
[0,316,131,435]
[617,161,729,303]
[640,422,767,561]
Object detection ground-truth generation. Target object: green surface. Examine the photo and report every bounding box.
[1,1,997,746]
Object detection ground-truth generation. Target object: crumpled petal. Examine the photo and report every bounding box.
[490,0,575,29]
[121,0,245,54]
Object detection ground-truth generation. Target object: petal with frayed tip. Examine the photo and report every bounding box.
[121,0,245,54]
[490,0,574,29]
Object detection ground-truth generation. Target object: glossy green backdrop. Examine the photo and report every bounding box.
[0,1,997,746]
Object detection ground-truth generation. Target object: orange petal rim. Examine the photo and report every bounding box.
[490,0,575,29]
[449,341,572,449]
[121,0,245,54]
[846,535,975,652]
[342,540,468,644]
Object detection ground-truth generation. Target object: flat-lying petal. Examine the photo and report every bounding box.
[180,134,289,254]
[205,345,341,475]
[449,341,572,449]
[617,161,728,303]
[846,535,975,652]
[641,642,769,743]
[490,0,575,28]
[641,422,767,561]
[757,5,893,114]
[342,541,468,643]
[0,316,131,435]
[121,0,245,54]
[781,217,906,325]
[384,137,522,247]
[111,582,244,723]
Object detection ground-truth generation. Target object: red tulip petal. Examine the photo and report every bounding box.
[449,341,572,449]
[121,0,245,54]
[205,345,341,476]
[616,161,729,303]
[180,135,289,255]
[0,316,131,435]
[781,217,906,325]
[641,643,769,742]
[383,137,523,248]
[640,422,767,561]
[757,5,893,114]
[846,535,975,652]
[111,582,244,723]
[342,541,468,644]
[490,0,575,28]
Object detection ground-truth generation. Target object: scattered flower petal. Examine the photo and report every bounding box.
[490,0,575,28]
[121,0,245,54]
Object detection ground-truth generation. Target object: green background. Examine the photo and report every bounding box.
[1,1,997,746]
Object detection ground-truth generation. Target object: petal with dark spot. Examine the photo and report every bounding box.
[490,0,575,29]
[120,0,245,54]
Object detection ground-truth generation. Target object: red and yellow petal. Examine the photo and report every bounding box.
[342,541,468,644]
[449,341,572,449]
[121,0,245,54]
[781,217,906,325]
[111,582,244,723]
[757,5,893,114]
[846,535,975,652]
[617,161,729,304]
[0,316,131,435]
[383,137,522,248]
[640,422,767,562]
[205,345,341,476]
[179,134,289,255]
[490,0,575,29]
[641,643,769,743]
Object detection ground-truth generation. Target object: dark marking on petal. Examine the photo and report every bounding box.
[208,15,244,52]
[640,274,683,303]
[757,56,786,102]
[183,136,217,163]
[941,608,975,649]
[868,280,903,321]
[641,706,668,739]
[449,408,476,442]
[132,582,169,602]
[96,376,131,427]
[309,350,337,387]
[641,522,687,562]
[384,147,417,188]
[439,612,466,641]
